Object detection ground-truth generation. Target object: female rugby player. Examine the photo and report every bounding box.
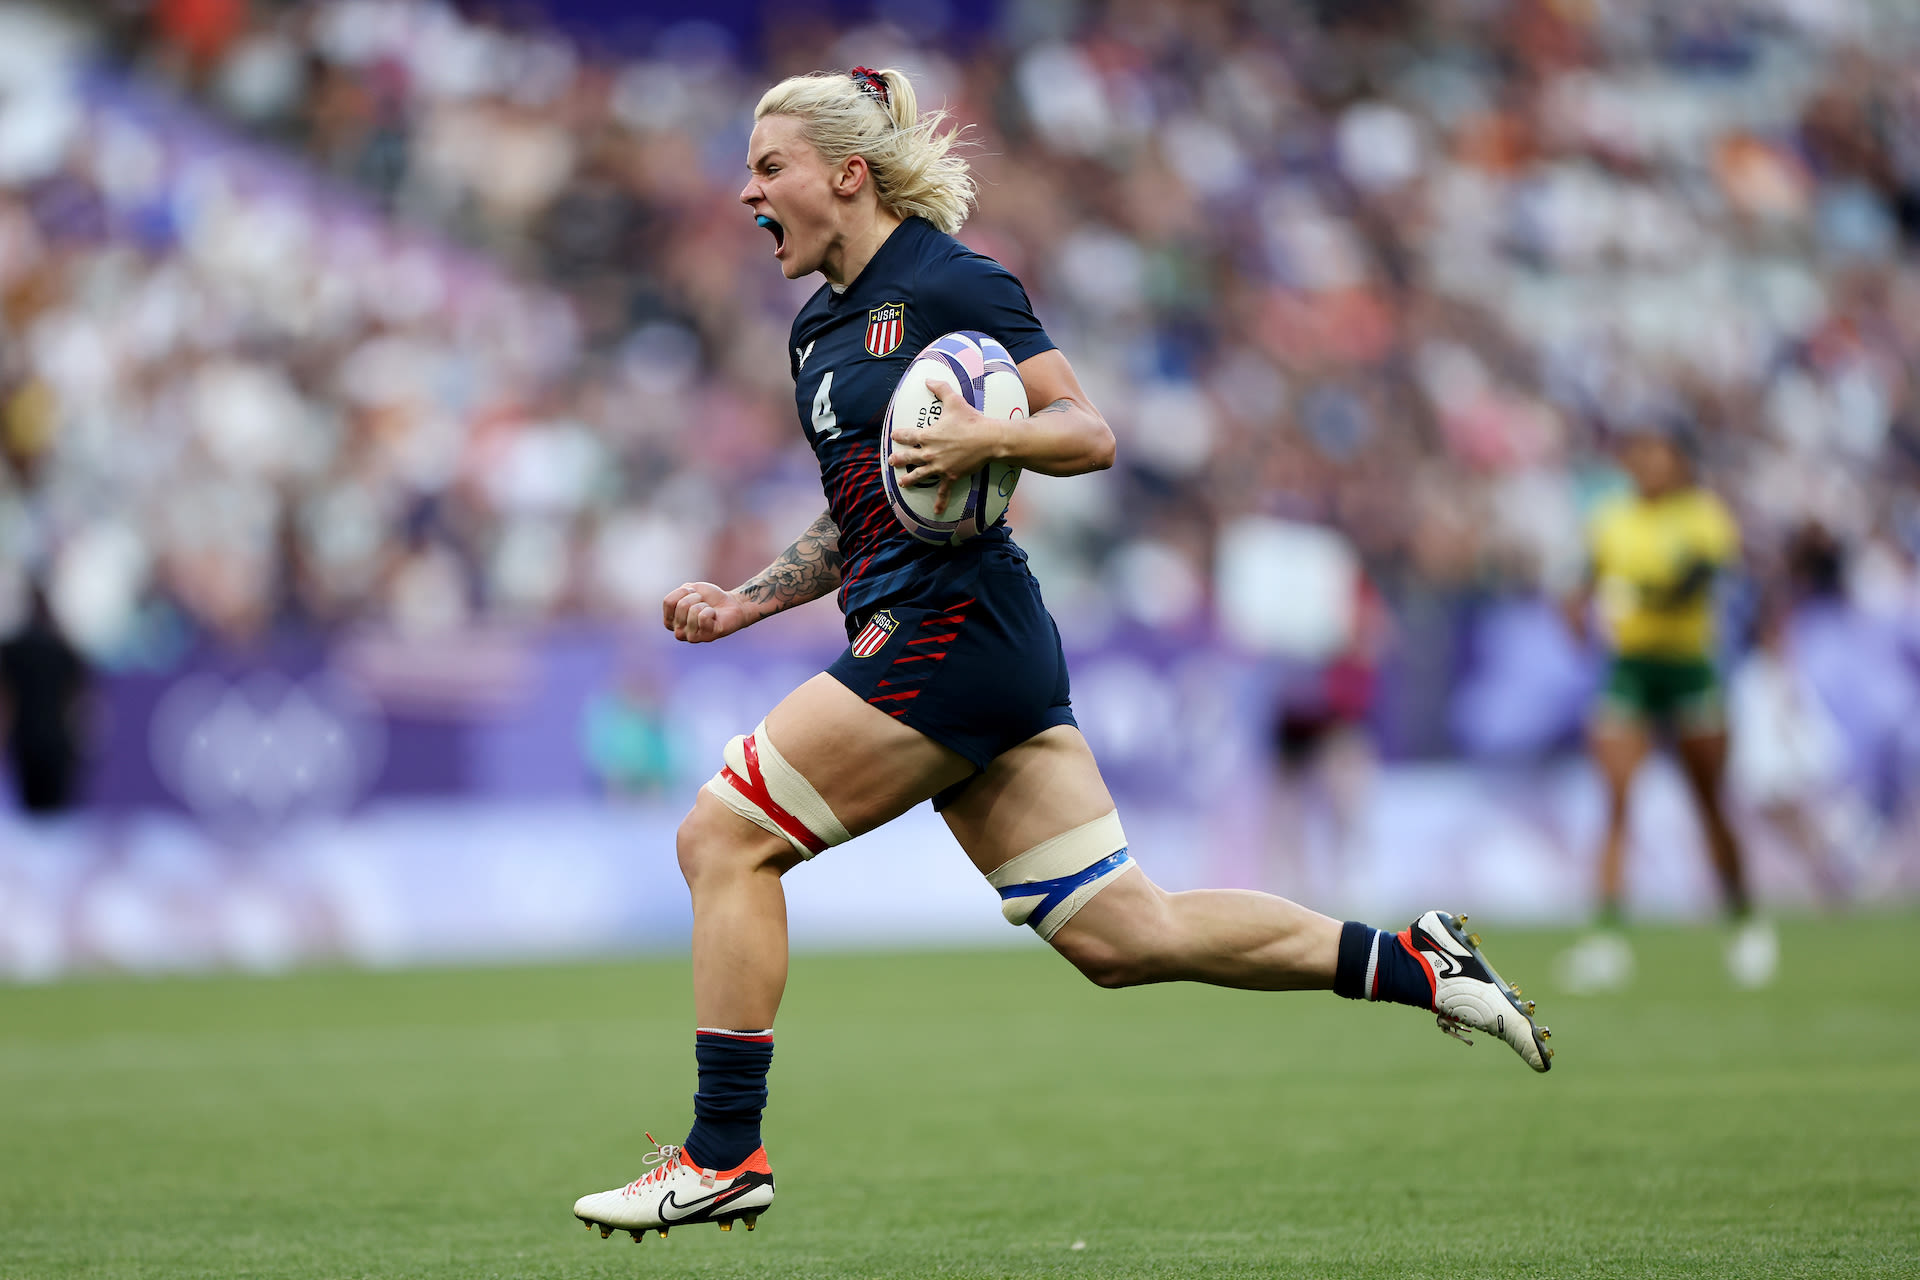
[1561,424,1775,992]
[572,67,1551,1242]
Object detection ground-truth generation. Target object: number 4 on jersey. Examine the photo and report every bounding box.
[811,370,840,442]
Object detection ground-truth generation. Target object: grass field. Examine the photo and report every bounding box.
[1,916,1915,1279]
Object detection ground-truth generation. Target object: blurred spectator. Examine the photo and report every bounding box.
[1728,594,1866,901]
[581,671,676,798]
[1262,570,1388,900]
[152,0,248,81]
[0,581,91,814]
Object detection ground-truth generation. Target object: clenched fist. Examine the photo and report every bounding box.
[662,582,754,643]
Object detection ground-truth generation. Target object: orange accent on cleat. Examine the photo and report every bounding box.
[710,1146,774,1179]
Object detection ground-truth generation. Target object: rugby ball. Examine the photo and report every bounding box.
[881,331,1028,546]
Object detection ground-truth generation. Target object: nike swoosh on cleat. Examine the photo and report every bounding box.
[659,1182,761,1224]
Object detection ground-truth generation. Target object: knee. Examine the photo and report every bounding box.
[676,795,791,891]
[674,804,722,889]
[1048,882,1175,989]
[1054,930,1150,989]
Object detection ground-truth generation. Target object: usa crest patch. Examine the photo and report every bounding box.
[864,302,905,357]
[850,609,898,658]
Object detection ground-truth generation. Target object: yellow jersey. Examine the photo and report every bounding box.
[1588,487,1738,658]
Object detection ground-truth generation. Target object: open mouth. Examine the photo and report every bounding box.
[755,213,786,256]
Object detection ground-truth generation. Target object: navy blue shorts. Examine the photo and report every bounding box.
[826,559,1075,809]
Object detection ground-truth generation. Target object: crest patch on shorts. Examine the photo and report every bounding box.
[851,609,898,658]
[865,302,905,357]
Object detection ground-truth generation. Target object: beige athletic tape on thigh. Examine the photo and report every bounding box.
[986,810,1132,940]
[704,721,851,859]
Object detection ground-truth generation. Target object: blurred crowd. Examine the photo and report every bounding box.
[4,0,1920,673]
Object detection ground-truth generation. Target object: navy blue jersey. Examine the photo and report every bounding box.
[787,216,1056,630]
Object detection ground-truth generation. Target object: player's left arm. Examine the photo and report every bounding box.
[888,349,1115,508]
[1005,349,1117,476]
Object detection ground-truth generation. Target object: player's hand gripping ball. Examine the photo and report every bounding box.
[882,332,1028,545]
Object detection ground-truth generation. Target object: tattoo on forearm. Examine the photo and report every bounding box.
[735,511,843,618]
[1033,397,1074,416]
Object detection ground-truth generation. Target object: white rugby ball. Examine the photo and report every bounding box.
[881,331,1028,546]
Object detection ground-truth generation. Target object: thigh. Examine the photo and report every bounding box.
[829,568,1076,780]
[939,724,1118,875]
[940,725,1165,973]
[1588,716,1652,794]
[1673,727,1729,798]
[761,672,977,838]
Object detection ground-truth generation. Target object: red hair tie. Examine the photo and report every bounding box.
[850,66,889,105]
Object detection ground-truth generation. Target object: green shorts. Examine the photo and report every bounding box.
[1598,655,1723,734]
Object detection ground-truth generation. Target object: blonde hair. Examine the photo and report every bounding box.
[754,68,975,236]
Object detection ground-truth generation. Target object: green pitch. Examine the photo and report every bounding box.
[2,916,1914,1279]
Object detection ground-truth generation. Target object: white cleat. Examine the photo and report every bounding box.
[1404,911,1553,1073]
[572,1134,774,1239]
[1726,917,1778,990]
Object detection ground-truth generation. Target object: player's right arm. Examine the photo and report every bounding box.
[1560,565,1596,646]
[662,510,843,643]
[1561,504,1607,646]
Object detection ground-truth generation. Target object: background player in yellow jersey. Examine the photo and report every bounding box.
[1562,422,1776,992]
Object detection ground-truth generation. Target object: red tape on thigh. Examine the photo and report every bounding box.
[720,733,827,856]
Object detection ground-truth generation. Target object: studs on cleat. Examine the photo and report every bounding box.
[743,1213,759,1231]
[718,1220,733,1232]
[1541,1026,1552,1039]
[657,1227,668,1239]
[598,1226,613,1239]
[630,1229,646,1243]
[583,1219,592,1231]
[1467,933,1482,948]
[1522,1000,1537,1015]
[1456,914,1469,927]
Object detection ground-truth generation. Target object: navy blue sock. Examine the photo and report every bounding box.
[1333,920,1375,999]
[1332,922,1436,1010]
[683,1029,773,1172]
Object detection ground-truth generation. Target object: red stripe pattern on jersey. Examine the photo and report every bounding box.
[867,598,975,717]
[832,441,902,608]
